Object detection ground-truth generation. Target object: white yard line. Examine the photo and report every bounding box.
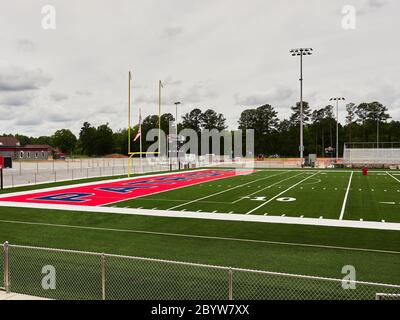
[246,172,320,215]
[386,171,400,183]
[339,171,354,221]
[0,219,398,255]
[137,198,232,205]
[232,172,304,204]
[166,170,289,210]
[0,201,399,231]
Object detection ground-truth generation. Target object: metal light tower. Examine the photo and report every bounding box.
[174,102,181,164]
[329,97,345,162]
[290,48,313,164]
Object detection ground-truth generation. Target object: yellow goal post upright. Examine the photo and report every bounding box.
[127,71,162,177]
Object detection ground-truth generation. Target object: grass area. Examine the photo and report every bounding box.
[0,206,399,285]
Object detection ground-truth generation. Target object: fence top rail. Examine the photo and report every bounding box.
[4,242,400,290]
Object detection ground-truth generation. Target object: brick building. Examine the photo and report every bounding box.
[0,137,51,160]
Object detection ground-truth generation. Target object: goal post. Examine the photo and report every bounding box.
[127,72,162,177]
[343,142,400,169]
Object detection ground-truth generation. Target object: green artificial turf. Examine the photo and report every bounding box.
[0,169,399,299]
[111,169,400,223]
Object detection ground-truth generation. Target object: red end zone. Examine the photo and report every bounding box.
[0,169,248,207]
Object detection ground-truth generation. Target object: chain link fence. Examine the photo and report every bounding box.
[0,157,228,188]
[1,158,175,188]
[1,242,399,300]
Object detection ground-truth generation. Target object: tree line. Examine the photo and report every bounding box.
[2,102,399,157]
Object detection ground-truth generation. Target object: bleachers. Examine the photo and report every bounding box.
[343,147,400,168]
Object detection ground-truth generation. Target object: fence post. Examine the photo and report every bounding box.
[101,254,106,300]
[228,269,233,300]
[3,241,10,293]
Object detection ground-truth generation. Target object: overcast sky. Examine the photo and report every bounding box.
[0,0,399,137]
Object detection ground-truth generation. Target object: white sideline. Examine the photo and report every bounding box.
[0,201,399,231]
[339,171,354,220]
[246,172,320,215]
[0,219,398,255]
[0,291,49,300]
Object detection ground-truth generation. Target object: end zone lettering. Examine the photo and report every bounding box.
[0,169,242,207]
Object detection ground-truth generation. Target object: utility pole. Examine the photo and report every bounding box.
[290,48,313,165]
[329,97,346,162]
[174,102,181,169]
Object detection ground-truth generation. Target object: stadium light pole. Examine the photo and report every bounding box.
[174,102,181,166]
[329,97,346,162]
[290,48,313,164]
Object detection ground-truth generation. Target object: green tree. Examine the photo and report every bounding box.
[345,103,357,144]
[200,109,227,131]
[356,103,369,141]
[181,108,202,133]
[289,101,312,125]
[366,101,391,143]
[52,129,77,154]
[94,124,114,155]
[238,104,279,155]
[310,108,325,156]
[112,129,128,155]
[34,136,54,146]
[323,105,335,148]
[160,113,175,135]
[79,122,97,156]
[14,134,31,146]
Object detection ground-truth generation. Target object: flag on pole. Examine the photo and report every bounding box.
[134,109,142,142]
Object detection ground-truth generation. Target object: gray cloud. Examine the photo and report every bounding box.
[368,0,389,8]
[234,86,295,107]
[0,106,14,121]
[46,112,78,123]
[163,26,184,39]
[75,90,92,96]
[17,39,35,52]
[51,92,69,102]
[0,92,35,107]
[0,63,52,92]
[181,82,219,104]
[163,76,182,86]
[14,114,43,126]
